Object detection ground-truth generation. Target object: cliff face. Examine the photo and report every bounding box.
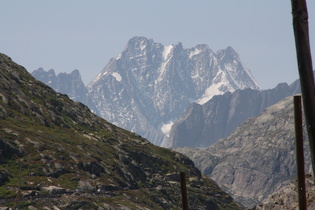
[0,53,241,209]
[175,96,311,208]
[164,83,294,148]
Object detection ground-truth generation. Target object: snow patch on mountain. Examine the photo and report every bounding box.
[111,72,122,82]
[163,45,173,60]
[158,46,174,83]
[189,48,202,58]
[197,82,226,105]
[161,121,174,137]
[116,54,122,60]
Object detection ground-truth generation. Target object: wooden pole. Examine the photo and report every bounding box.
[180,172,188,210]
[17,162,22,210]
[294,95,307,210]
[291,0,315,179]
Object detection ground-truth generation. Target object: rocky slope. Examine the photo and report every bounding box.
[0,53,242,209]
[163,82,300,148]
[254,174,315,209]
[175,96,311,208]
[86,36,260,145]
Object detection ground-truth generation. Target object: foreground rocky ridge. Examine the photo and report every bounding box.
[0,53,241,209]
[175,96,311,208]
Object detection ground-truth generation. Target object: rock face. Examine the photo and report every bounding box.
[0,53,241,209]
[163,82,299,148]
[255,174,315,209]
[175,96,311,208]
[87,36,260,145]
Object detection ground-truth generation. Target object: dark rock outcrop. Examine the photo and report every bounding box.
[0,170,10,186]
[77,161,105,177]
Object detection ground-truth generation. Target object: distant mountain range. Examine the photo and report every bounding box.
[32,64,301,149]
[32,36,261,146]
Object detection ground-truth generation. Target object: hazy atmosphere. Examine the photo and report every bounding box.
[1,0,315,89]
[2,1,315,209]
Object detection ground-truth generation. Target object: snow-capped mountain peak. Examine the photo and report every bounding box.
[86,37,260,145]
[163,45,174,61]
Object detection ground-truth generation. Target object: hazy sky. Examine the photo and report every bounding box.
[1,1,315,89]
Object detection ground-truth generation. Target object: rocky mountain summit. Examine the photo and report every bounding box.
[163,81,300,148]
[33,36,260,146]
[31,68,87,102]
[175,96,311,208]
[87,37,260,145]
[0,53,242,209]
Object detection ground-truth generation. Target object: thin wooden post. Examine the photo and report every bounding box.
[17,162,22,210]
[291,0,315,179]
[180,172,188,210]
[294,95,307,210]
